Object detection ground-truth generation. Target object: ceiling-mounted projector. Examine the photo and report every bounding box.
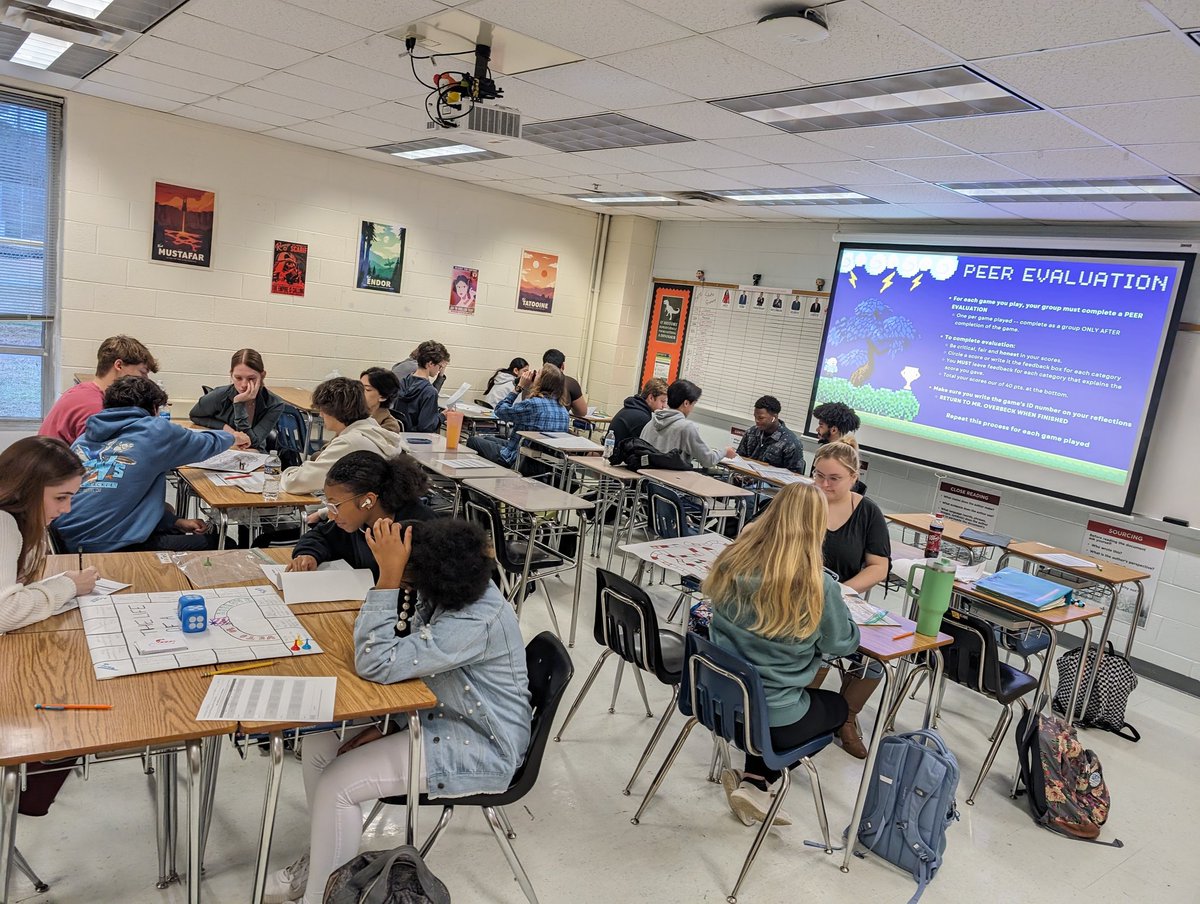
[758,7,830,43]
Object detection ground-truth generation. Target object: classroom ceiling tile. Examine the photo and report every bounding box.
[841,205,944,221]
[328,35,430,85]
[1127,142,1200,173]
[621,0,761,33]
[317,111,417,142]
[801,124,970,159]
[149,13,314,68]
[74,80,183,112]
[786,159,919,184]
[602,36,804,101]
[284,54,425,101]
[977,35,1200,107]
[877,154,1025,182]
[863,0,1166,58]
[985,147,1165,179]
[913,111,1105,153]
[176,102,277,132]
[220,85,341,121]
[87,68,208,105]
[192,97,304,128]
[104,53,239,96]
[522,113,690,153]
[1065,97,1200,144]
[568,146,683,172]
[123,36,272,83]
[283,0,444,30]
[906,202,1028,220]
[181,0,371,53]
[480,155,571,179]
[519,61,690,109]
[287,118,397,147]
[1152,0,1200,28]
[709,134,855,165]
[710,0,956,83]
[644,140,764,170]
[249,71,376,111]
[265,127,358,152]
[984,200,1135,221]
[706,164,822,189]
[853,183,974,204]
[499,79,605,122]
[350,101,431,132]
[530,151,630,175]
[461,0,690,56]
[653,169,754,190]
[630,101,779,139]
[1094,200,1200,221]
[598,171,693,192]
[371,136,508,164]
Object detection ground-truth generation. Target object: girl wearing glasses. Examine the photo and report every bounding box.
[287,451,434,575]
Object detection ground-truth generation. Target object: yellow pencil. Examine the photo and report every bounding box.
[203,660,278,678]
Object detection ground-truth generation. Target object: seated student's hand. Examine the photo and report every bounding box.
[305,510,324,526]
[517,368,535,390]
[67,566,99,597]
[175,518,208,535]
[364,519,412,590]
[287,555,318,573]
[337,725,384,755]
[233,375,261,404]
[230,431,252,450]
[725,446,738,460]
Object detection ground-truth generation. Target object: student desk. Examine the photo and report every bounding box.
[402,446,519,513]
[398,432,450,452]
[843,616,952,873]
[566,455,642,568]
[463,476,594,646]
[177,467,320,549]
[720,456,812,488]
[516,431,605,489]
[637,468,753,535]
[454,403,499,436]
[885,512,993,563]
[997,541,1149,724]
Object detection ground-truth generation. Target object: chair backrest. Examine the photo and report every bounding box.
[941,609,1004,696]
[503,632,575,801]
[474,398,493,410]
[271,404,308,469]
[678,632,778,766]
[645,483,695,539]
[201,384,214,395]
[47,524,67,555]
[594,569,677,682]
[461,488,523,575]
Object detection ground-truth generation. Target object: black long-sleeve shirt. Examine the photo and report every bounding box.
[291,502,436,578]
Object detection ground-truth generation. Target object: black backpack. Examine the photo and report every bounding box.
[611,436,692,472]
[1051,642,1140,742]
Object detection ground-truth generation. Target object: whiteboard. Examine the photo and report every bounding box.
[679,284,829,421]
[1133,331,1200,524]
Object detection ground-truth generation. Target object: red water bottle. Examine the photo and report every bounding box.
[924,513,945,558]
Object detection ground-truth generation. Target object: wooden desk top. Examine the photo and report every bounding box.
[639,469,753,500]
[886,512,989,550]
[239,611,437,732]
[583,414,613,424]
[954,580,1105,626]
[1004,540,1149,585]
[179,467,320,509]
[721,457,813,488]
[518,431,605,453]
[463,476,595,513]
[857,612,952,663]
[567,455,642,481]
[272,385,315,412]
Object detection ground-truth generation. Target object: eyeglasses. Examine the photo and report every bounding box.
[324,492,367,515]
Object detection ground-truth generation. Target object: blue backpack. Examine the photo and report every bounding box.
[853,729,960,903]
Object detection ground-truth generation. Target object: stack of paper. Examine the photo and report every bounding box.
[189,450,269,472]
[197,676,336,722]
[211,472,266,493]
[436,457,497,470]
[846,601,901,627]
[259,559,352,589]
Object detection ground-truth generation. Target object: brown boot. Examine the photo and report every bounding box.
[807,666,830,691]
[836,675,881,759]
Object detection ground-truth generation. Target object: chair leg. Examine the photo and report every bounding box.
[553,649,611,743]
[631,717,698,825]
[12,848,48,893]
[482,806,539,904]
[968,703,1014,806]
[728,768,793,903]
[495,805,517,839]
[419,806,455,858]
[707,736,723,783]
[362,799,385,831]
[667,590,687,622]
[540,582,561,639]
[799,758,833,854]
[622,693,676,796]
[884,664,930,732]
[608,660,626,714]
[630,666,654,719]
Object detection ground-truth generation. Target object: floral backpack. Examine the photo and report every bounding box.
[1015,711,1123,846]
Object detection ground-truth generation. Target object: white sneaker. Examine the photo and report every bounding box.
[720,769,753,826]
[263,853,309,904]
[729,781,793,827]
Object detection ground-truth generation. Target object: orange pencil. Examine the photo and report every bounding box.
[34,703,113,711]
[891,631,915,641]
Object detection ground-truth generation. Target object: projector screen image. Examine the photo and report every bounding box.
[812,242,1193,511]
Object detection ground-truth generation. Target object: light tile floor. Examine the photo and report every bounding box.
[12,553,1200,903]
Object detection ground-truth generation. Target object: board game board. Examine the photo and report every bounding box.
[79,585,322,679]
[620,534,732,580]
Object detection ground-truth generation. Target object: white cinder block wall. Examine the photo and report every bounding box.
[652,220,1200,687]
[58,93,601,405]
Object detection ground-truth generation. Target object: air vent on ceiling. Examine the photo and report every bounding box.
[673,191,723,203]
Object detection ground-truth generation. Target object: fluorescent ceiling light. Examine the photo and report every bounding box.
[47,0,115,18]
[716,186,881,206]
[570,193,679,205]
[712,66,1036,133]
[940,178,1199,202]
[11,33,72,69]
[391,143,485,159]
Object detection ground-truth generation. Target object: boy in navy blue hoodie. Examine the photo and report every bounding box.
[56,376,234,552]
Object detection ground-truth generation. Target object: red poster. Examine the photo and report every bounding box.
[640,283,692,387]
[151,182,215,267]
[271,241,308,296]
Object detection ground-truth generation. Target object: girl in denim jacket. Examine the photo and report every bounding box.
[265,518,532,904]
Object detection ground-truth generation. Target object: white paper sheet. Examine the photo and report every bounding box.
[435,457,497,470]
[52,577,133,616]
[197,675,336,722]
[188,450,269,472]
[259,559,352,590]
[280,568,375,604]
[845,601,901,627]
[441,382,471,410]
[211,471,266,493]
[1041,552,1099,569]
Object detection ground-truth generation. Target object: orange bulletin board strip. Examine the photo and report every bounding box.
[641,283,693,387]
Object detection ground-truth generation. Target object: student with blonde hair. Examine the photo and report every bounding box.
[705,482,859,825]
[810,439,890,758]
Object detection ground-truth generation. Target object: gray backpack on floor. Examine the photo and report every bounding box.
[323,844,451,904]
[854,729,960,904]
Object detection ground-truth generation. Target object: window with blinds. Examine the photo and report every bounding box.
[0,89,62,422]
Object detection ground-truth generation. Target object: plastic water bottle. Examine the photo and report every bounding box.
[263,451,281,501]
[604,431,616,461]
[159,407,171,423]
[924,512,945,558]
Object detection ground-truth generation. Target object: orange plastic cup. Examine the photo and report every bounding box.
[445,409,464,449]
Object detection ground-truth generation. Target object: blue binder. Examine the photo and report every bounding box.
[973,568,1074,611]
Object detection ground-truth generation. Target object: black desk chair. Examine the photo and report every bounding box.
[368,632,573,904]
[554,569,684,796]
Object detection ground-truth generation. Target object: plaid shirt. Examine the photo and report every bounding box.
[492,391,570,465]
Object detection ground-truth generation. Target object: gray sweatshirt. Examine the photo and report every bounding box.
[640,408,722,468]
